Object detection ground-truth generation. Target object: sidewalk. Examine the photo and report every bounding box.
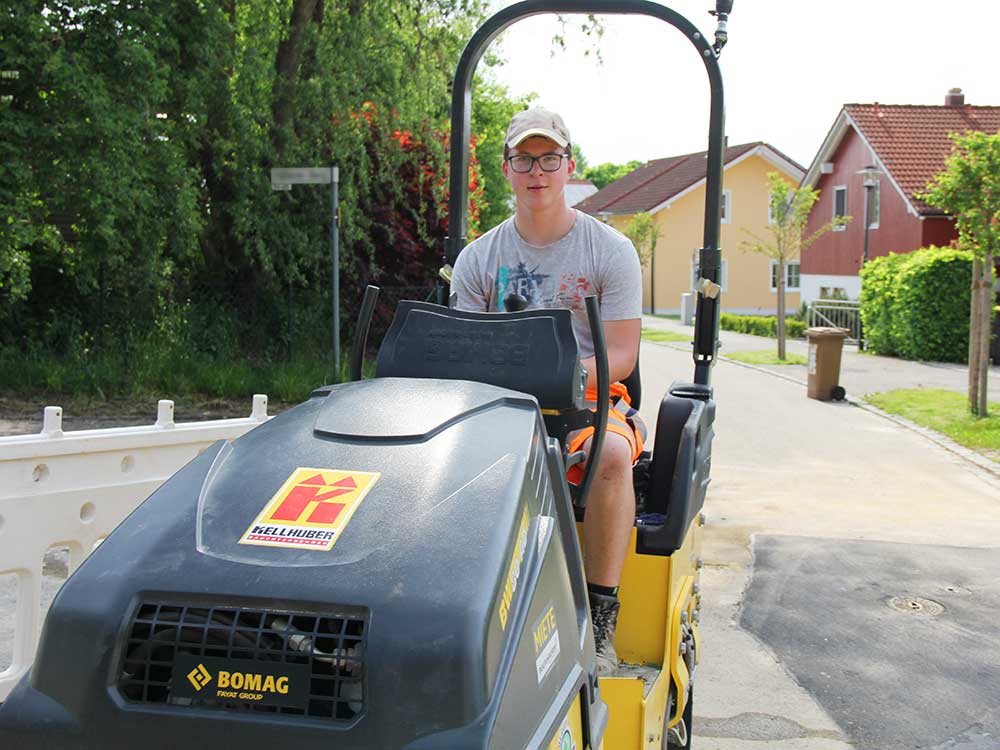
[642,314,1000,399]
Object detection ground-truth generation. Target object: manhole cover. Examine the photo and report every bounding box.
[938,584,972,596]
[887,596,944,616]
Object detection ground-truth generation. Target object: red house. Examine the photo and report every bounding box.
[799,89,1000,303]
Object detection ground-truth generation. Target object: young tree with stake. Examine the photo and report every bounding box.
[740,173,848,360]
[922,130,1000,417]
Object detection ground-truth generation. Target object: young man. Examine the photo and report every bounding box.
[450,107,645,675]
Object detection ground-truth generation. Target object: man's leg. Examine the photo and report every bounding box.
[579,432,636,675]
[581,432,636,586]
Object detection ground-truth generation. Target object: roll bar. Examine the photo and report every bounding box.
[442,0,730,385]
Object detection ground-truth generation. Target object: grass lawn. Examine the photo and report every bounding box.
[641,328,691,343]
[724,350,807,366]
[866,389,1000,462]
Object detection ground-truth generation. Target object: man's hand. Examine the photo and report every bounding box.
[581,318,641,389]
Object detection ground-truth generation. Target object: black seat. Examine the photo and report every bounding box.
[376,301,586,412]
[620,358,641,410]
[633,382,715,556]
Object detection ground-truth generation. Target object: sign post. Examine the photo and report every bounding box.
[331,166,339,375]
[271,166,341,375]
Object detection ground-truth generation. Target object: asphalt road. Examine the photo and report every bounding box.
[743,536,1000,750]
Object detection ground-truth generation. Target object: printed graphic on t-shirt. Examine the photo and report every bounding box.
[496,262,550,309]
[496,264,593,312]
[554,274,592,310]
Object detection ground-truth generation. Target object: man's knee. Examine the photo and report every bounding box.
[594,433,634,479]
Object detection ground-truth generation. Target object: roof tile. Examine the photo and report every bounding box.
[576,142,793,215]
[845,103,1000,214]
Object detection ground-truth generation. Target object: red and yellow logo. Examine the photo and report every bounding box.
[238,468,380,551]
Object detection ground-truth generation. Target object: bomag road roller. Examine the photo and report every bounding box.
[0,1,731,747]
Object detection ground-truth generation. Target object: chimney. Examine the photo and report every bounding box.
[945,87,965,106]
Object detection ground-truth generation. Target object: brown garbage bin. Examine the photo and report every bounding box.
[805,327,849,401]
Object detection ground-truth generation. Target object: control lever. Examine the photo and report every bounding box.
[349,285,380,381]
[504,292,528,312]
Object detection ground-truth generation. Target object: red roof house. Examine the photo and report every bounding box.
[799,88,1000,303]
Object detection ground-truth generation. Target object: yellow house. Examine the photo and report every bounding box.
[574,142,805,315]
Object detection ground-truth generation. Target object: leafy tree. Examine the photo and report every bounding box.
[623,213,659,269]
[740,172,848,359]
[571,143,590,176]
[471,79,534,232]
[1,0,522,382]
[623,213,660,313]
[584,160,643,190]
[922,130,1000,416]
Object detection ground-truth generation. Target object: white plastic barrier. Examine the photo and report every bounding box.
[0,396,270,702]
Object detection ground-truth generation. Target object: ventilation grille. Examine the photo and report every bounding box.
[117,601,367,722]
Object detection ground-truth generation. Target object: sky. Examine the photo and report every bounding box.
[482,1,1000,169]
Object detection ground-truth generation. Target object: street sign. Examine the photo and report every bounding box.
[270,167,333,185]
[269,165,341,374]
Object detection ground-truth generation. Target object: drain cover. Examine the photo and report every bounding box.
[887,596,944,616]
[938,584,972,596]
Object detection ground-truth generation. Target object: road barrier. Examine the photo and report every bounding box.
[0,396,270,702]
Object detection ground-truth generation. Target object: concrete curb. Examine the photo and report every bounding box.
[850,397,1000,482]
[643,338,1000,483]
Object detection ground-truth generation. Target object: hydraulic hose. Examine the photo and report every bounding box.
[577,295,609,509]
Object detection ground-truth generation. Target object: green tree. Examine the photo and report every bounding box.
[623,213,659,269]
[1,0,523,380]
[922,130,1000,416]
[584,160,643,190]
[472,80,534,232]
[623,213,660,313]
[571,143,590,176]
[740,172,848,360]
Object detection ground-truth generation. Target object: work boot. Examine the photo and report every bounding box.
[590,591,621,677]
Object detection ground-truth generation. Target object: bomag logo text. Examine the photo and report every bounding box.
[216,670,290,695]
[424,330,528,367]
[187,663,212,691]
[499,509,531,630]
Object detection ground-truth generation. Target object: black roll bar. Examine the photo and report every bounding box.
[443,0,728,385]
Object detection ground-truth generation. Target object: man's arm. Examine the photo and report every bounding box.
[580,317,640,389]
[450,247,490,312]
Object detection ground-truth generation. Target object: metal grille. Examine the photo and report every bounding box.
[808,300,861,343]
[117,601,367,721]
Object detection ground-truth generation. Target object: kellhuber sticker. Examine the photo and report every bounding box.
[239,467,381,552]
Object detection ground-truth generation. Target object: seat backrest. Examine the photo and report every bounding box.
[636,382,715,555]
[620,358,641,410]
[375,301,586,411]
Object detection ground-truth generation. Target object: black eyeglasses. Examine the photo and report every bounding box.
[506,153,570,173]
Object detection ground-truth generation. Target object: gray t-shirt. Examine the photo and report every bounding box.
[450,211,642,359]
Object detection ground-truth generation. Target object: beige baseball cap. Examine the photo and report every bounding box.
[505,108,571,149]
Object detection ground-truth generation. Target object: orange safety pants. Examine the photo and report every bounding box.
[565,382,647,484]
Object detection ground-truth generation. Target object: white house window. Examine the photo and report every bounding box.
[720,190,732,224]
[692,257,728,292]
[833,186,847,230]
[867,182,880,229]
[770,260,801,291]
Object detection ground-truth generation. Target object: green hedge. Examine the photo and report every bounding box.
[719,313,806,339]
[860,246,973,362]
